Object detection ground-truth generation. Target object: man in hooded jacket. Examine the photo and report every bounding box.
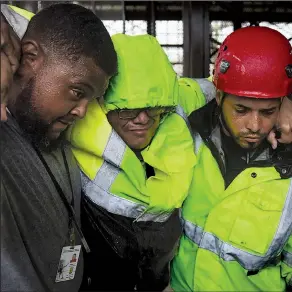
[67,34,200,291]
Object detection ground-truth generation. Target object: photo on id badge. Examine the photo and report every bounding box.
[55,245,81,282]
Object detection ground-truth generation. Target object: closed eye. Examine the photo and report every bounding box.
[260,109,276,116]
[71,89,85,99]
[235,107,248,114]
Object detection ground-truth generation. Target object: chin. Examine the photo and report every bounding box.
[47,131,62,141]
[37,130,66,152]
[240,141,261,149]
[130,141,150,150]
[131,144,148,151]
[125,136,150,150]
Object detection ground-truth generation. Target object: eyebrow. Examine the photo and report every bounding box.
[235,104,278,111]
[234,104,250,110]
[74,82,94,94]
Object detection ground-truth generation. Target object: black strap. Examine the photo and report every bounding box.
[34,146,90,253]
[61,149,75,209]
[145,163,155,178]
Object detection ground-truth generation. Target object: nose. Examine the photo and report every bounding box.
[133,110,150,124]
[70,99,89,119]
[246,112,261,133]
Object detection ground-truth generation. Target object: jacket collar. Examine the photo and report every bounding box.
[188,100,292,179]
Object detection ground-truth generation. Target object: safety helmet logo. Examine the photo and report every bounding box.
[220,60,230,74]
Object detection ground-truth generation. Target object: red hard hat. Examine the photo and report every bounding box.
[213,26,292,98]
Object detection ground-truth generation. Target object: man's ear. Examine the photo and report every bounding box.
[19,39,44,74]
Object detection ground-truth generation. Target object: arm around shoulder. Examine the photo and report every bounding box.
[178,77,215,116]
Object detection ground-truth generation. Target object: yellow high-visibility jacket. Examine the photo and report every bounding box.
[172,78,292,291]
[1,4,34,39]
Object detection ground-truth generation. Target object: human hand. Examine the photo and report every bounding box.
[1,13,21,121]
[267,97,292,149]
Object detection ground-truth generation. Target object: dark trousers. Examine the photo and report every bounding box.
[80,245,138,291]
[79,196,180,291]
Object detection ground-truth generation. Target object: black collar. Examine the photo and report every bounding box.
[188,100,292,179]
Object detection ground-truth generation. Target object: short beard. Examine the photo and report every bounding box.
[220,113,263,150]
[13,77,65,152]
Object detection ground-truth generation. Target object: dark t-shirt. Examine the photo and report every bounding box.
[1,114,83,292]
[221,131,249,187]
[221,130,270,187]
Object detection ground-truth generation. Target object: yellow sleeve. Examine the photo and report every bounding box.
[178,78,206,116]
[8,5,35,20]
[281,235,292,287]
[178,77,216,116]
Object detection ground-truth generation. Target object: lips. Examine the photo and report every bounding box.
[129,127,149,132]
[129,128,149,137]
[244,136,261,142]
[58,119,74,126]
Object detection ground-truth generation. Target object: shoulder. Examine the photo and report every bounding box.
[178,78,216,116]
[1,4,32,39]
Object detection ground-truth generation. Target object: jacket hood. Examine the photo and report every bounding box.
[104,34,178,111]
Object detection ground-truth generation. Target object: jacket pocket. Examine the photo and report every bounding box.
[229,187,283,255]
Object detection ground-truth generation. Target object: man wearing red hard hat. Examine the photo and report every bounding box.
[171,26,292,291]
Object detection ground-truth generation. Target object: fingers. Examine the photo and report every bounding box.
[275,97,292,144]
[7,27,21,73]
[277,131,292,144]
[1,104,8,122]
[267,130,278,150]
[268,127,292,148]
[1,14,21,73]
[1,51,13,107]
[1,14,20,119]
[278,123,291,136]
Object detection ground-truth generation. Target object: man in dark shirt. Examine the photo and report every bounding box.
[1,4,117,291]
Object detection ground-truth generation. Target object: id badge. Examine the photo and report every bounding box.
[55,245,81,282]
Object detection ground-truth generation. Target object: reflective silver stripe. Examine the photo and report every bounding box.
[268,180,292,256]
[183,219,279,271]
[1,5,29,39]
[193,132,203,155]
[136,211,171,223]
[82,166,146,219]
[183,220,204,245]
[191,78,213,154]
[182,179,292,270]
[194,78,216,103]
[93,161,120,191]
[175,105,203,156]
[83,129,171,223]
[175,105,192,135]
[102,130,126,168]
[283,250,292,267]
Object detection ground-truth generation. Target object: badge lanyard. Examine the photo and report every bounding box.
[34,145,91,253]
